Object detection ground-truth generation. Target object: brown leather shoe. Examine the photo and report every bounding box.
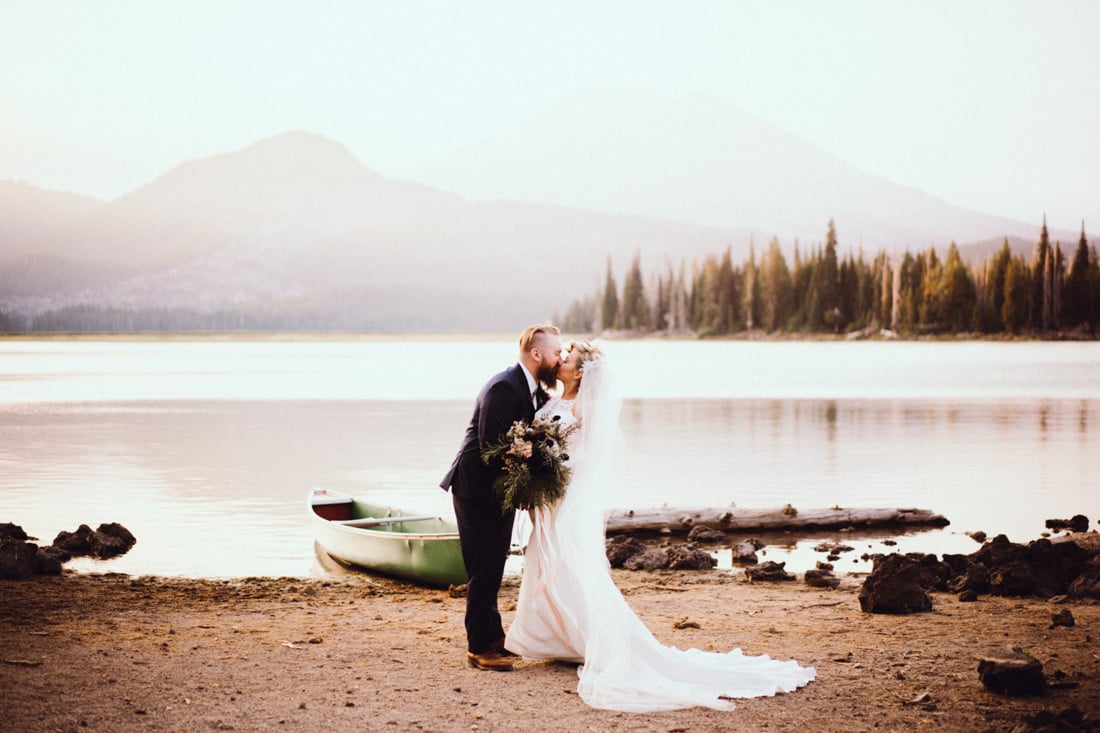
[466,650,514,671]
[494,637,517,658]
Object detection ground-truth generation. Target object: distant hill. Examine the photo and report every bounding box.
[0,133,740,331]
[1,120,1085,332]
[419,89,1073,252]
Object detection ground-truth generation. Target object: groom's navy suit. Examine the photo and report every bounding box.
[442,363,538,654]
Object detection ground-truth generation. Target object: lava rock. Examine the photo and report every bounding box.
[858,554,932,614]
[1050,609,1075,628]
[686,525,727,543]
[745,560,794,582]
[1017,707,1096,733]
[35,545,65,575]
[52,524,96,555]
[970,535,1088,598]
[0,539,40,579]
[978,647,1047,696]
[665,543,717,570]
[623,549,670,571]
[90,523,136,558]
[0,523,30,542]
[804,568,840,589]
[52,522,137,559]
[732,539,763,564]
[1045,515,1090,533]
[605,536,647,568]
[1067,558,1100,599]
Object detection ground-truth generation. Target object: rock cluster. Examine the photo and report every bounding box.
[858,530,1100,615]
[745,560,794,582]
[977,646,1047,696]
[0,522,136,579]
[604,536,717,570]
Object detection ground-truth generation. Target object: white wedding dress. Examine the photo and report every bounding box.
[505,356,815,713]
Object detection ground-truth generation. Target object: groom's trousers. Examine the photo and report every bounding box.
[452,491,516,654]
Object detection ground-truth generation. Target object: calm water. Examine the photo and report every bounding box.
[1,338,1097,578]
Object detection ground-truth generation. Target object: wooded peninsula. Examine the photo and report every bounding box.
[563,218,1099,339]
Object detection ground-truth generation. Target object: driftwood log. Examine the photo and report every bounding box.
[604,505,948,534]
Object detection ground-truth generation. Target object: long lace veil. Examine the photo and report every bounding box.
[557,343,623,579]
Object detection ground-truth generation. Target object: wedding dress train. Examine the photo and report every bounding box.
[505,379,815,712]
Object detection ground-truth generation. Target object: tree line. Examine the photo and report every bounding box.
[561,218,1100,338]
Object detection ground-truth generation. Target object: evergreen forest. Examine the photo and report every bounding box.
[562,219,1100,339]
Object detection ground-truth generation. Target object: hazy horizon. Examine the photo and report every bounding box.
[2,1,1098,230]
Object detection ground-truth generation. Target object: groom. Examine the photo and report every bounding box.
[441,323,563,671]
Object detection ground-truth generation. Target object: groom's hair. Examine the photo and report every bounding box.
[519,323,560,353]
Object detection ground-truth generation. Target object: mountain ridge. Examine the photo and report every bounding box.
[0,120,1080,331]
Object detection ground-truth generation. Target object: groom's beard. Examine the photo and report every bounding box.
[537,363,560,389]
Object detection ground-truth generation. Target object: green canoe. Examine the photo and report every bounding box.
[309,488,467,587]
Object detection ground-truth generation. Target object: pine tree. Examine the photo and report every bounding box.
[601,257,619,331]
[1030,216,1052,331]
[759,237,793,332]
[716,247,741,333]
[1062,223,1091,329]
[619,252,651,332]
[1090,242,1100,331]
[1002,256,1031,333]
[742,243,760,330]
[939,242,977,331]
[816,220,840,331]
[790,240,813,331]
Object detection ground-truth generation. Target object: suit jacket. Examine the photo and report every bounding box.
[441,364,537,500]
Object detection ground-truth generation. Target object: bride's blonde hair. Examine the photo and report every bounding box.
[571,339,603,376]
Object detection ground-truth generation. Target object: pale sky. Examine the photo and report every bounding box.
[2,1,1097,229]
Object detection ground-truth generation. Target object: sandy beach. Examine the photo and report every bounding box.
[2,565,1097,732]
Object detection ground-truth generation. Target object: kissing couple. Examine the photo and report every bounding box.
[441,323,814,712]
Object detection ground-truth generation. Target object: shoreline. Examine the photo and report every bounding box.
[2,329,1096,342]
[3,565,1098,732]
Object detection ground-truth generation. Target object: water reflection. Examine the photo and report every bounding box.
[2,339,1098,578]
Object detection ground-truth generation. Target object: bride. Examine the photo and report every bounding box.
[504,339,815,712]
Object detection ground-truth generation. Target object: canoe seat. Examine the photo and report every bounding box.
[335,515,437,528]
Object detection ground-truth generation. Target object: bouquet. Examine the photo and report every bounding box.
[482,415,575,513]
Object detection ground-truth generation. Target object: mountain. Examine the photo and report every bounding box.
[1,117,1078,333]
[418,89,1060,251]
[0,132,738,331]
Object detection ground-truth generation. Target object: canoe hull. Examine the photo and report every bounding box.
[309,488,466,587]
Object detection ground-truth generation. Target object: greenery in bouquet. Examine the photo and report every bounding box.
[481,415,575,513]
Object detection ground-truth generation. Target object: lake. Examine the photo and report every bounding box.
[1,337,1097,578]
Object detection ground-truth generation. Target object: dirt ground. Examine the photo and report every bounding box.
[2,567,1098,733]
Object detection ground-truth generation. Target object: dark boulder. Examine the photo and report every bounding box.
[1050,609,1075,628]
[967,535,1088,598]
[1068,560,1100,599]
[53,524,96,555]
[605,535,647,568]
[1045,515,1090,533]
[978,647,1047,696]
[941,553,971,576]
[804,567,840,589]
[1016,707,1098,733]
[745,560,794,582]
[686,525,727,543]
[35,545,66,575]
[0,523,29,541]
[731,539,763,564]
[90,522,136,558]
[666,543,717,570]
[906,552,953,591]
[623,548,670,571]
[858,554,932,614]
[0,539,39,579]
[53,522,136,559]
